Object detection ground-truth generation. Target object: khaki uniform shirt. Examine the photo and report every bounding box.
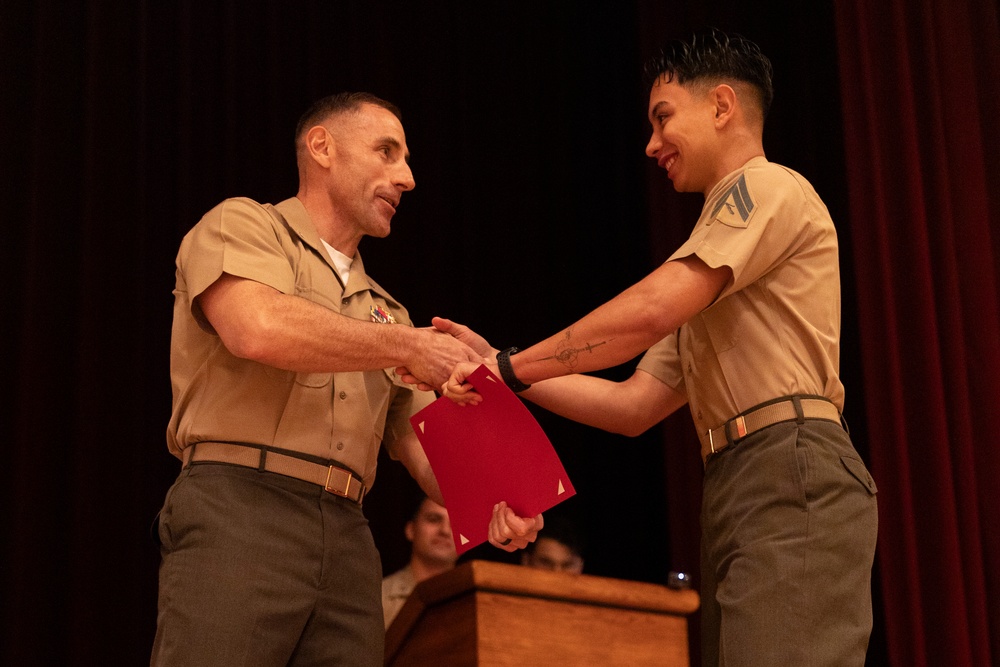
[166,197,433,490]
[637,157,844,448]
[381,565,415,629]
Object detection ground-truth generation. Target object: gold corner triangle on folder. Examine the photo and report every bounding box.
[557,480,565,495]
[417,421,425,433]
[460,534,469,545]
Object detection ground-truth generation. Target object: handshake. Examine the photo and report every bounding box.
[395,316,509,407]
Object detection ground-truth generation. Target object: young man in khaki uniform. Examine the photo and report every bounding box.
[151,93,535,666]
[433,31,878,666]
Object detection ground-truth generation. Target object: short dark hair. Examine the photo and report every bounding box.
[526,515,584,557]
[644,28,774,121]
[407,494,432,523]
[294,92,402,145]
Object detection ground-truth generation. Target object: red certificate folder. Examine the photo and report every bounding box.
[410,365,576,555]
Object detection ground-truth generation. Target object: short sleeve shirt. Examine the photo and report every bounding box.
[637,157,844,441]
[166,196,434,490]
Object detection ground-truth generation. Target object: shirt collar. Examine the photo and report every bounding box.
[273,197,385,300]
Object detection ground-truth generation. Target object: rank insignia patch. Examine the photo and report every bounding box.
[711,174,755,228]
[370,305,397,324]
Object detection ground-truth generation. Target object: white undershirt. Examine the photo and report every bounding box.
[321,239,353,286]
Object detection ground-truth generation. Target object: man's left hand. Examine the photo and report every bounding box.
[489,501,543,552]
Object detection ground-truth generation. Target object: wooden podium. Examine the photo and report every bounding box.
[384,560,699,666]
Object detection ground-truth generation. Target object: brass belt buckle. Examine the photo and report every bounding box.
[324,466,353,499]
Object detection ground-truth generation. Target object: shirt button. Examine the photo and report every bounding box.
[336,442,345,451]
[339,391,347,400]
[697,410,704,421]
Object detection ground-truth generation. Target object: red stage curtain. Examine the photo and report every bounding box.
[834,0,1000,664]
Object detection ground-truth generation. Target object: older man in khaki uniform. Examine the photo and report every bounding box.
[151,93,511,667]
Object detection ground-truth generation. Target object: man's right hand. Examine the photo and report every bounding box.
[401,327,486,390]
[397,317,495,390]
[429,316,496,358]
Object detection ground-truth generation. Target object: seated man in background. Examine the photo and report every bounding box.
[521,516,585,575]
[382,496,458,628]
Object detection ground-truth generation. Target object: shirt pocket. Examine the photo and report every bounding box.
[295,372,333,388]
[699,296,740,354]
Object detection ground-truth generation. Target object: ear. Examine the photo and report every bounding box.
[303,125,335,168]
[712,84,738,127]
[404,521,415,542]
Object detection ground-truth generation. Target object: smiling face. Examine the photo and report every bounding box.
[406,498,457,568]
[322,103,415,242]
[644,76,724,196]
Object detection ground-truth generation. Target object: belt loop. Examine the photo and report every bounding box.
[791,396,805,424]
[257,447,267,472]
[725,418,735,448]
[184,442,198,468]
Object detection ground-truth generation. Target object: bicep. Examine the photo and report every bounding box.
[197,273,282,354]
[647,255,732,324]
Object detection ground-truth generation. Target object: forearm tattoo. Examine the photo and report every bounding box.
[536,329,610,371]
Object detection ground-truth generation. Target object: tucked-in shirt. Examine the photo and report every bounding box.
[637,157,843,447]
[166,196,433,490]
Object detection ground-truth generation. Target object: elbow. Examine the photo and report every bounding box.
[228,336,266,363]
[218,309,281,364]
[603,407,657,438]
[616,424,644,438]
[220,328,265,362]
[613,420,651,438]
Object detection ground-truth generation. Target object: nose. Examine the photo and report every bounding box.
[645,132,661,159]
[396,162,415,192]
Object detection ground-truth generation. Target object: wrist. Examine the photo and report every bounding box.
[496,347,531,393]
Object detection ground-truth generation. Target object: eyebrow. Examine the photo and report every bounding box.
[648,101,671,119]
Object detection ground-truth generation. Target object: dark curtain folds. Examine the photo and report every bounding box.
[834,0,1000,665]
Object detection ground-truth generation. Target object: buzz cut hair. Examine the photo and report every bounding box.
[644,28,774,122]
[294,92,402,147]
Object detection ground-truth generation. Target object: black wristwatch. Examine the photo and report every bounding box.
[497,347,531,393]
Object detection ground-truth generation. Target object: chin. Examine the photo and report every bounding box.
[670,179,695,194]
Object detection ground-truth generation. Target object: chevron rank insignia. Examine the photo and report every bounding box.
[710,174,755,228]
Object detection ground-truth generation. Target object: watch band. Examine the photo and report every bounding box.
[497,347,531,393]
